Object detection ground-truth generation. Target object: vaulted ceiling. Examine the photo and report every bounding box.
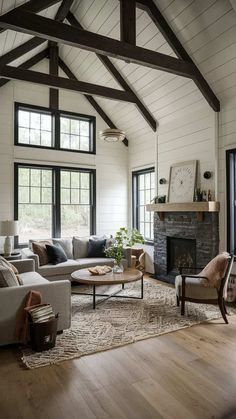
[0,0,235,145]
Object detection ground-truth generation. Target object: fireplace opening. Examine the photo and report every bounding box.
[167,237,196,276]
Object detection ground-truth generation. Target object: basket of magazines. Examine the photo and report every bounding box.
[28,304,59,352]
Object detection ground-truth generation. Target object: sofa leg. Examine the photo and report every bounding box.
[57,330,63,335]
[181,298,185,316]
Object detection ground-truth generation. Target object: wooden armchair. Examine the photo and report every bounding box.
[131,248,145,272]
[175,253,234,324]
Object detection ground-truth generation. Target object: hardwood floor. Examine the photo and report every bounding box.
[1,306,236,418]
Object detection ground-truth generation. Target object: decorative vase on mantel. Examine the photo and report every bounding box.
[113,261,124,274]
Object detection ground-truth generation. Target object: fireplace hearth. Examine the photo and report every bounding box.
[167,237,196,278]
[154,212,219,284]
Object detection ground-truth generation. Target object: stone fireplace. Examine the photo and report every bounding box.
[153,211,219,284]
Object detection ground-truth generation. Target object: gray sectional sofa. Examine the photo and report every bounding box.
[0,259,71,346]
[22,236,132,281]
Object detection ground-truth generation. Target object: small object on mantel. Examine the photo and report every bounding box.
[88,265,112,276]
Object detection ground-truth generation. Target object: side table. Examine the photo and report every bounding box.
[0,251,22,261]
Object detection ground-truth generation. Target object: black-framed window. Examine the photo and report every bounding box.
[18,107,53,147]
[226,149,236,254]
[132,167,155,243]
[15,103,96,154]
[60,114,91,152]
[15,163,96,246]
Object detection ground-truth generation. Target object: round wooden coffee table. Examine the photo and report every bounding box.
[71,268,143,309]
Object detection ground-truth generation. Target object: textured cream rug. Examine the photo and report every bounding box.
[21,279,235,369]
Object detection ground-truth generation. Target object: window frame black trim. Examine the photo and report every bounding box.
[14,162,96,247]
[14,102,96,155]
[132,166,155,245]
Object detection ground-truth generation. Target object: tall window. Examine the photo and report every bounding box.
[60,170,92,237]
[17,166,53,243]
[227,149,236,253]
[132,168,155,242]
[15,103,95,154]
[15,164,96,245]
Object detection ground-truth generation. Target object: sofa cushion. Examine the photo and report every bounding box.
[0,266,20,287]
[32,240,52,266]
[52,238,73,259]
[87,238,106,258]
[19,271,49,285]
[73,236,89,259]
[38,259,80,277]
[75,258,114,269]
[46,243,68,265]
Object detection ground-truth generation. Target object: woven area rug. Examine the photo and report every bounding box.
[21,279,235,369]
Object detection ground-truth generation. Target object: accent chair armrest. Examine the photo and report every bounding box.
[21,248,39,270]
[11,258,35,273]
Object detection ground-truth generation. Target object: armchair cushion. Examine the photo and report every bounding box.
[175,275,218,300]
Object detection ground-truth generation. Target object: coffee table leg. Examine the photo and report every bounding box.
[93,285,96,309]
[141,275,144,299]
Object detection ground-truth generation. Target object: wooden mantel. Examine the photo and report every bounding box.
[146,201,220,221]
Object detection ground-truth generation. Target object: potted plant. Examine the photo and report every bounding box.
[105,227,144,273]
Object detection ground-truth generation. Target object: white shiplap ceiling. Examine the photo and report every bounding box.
[0,0,235,143]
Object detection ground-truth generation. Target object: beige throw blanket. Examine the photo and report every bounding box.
[199,252,229,288]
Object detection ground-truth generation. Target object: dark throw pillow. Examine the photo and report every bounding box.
[46,243,68,265]
[87,239,106,258]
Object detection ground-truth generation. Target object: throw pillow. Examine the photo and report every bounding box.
[45,243,68,265]
[87,238,106,258]
[0,266,20,287]
[73,237,89,259]
[0,256,22,285]
[52,238,73,259]
[32,240,52,266]
[198,252,230,288]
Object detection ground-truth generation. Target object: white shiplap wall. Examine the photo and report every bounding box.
[0,59,128,250]
[0,0,236,258]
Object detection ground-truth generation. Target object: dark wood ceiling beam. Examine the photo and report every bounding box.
[136,0,220,112]
[0,0,73,67]
[120,0,136,45]
[55,0,74,22]
[0,49,48,88]
[49,42,59,109]
[0,38,46,66]
[0,64,137,103]
[0,0,61,34]
[67,12,156,132]
[58,57,128,146]
[0,10,196,78]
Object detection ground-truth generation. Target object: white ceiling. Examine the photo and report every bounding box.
[0,0,236,142]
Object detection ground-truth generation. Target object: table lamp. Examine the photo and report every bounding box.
[1,220,19,257]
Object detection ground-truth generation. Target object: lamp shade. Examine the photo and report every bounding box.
[0,220,19,236]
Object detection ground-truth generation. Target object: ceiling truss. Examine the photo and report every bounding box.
[0,0,220,148]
